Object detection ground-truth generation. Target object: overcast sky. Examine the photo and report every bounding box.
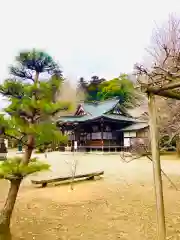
[0,0,180,83]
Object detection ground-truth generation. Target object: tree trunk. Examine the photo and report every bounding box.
[176,136,180,156]
[0,138,7,161]
[0,135,34,240]
[0,179,21,240]
[21,135,34,165]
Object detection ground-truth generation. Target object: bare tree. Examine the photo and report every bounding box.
[136,14,180,86]
[64,153,78,190]
[135,14,180,154]
[133,15,180,239]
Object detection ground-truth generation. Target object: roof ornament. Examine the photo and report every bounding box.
[74,103,86,116]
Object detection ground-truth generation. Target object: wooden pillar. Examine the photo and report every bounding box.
[61,126,65,151]
[101,118,104,152]
[74,123,79,141]
[176,135,180,156]
[148,93,166,240]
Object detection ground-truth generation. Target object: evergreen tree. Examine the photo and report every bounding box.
[86,76,105,101]
[0,49,71,239]
[77,77,88,94]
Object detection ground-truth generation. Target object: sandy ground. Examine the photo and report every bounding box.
[1,151,180,239]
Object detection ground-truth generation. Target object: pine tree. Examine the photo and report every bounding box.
[0,49,71,239]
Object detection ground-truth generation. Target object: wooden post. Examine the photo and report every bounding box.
[148,93,166,240]
[101,118,104,152]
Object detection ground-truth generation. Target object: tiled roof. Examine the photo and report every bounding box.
[102,114,142,122]
[57,98,143,124]
[58,99,121,122]
[58,114,140,123]
[118,122,149,131]
[58,115,92,122]
[83,99,120,116]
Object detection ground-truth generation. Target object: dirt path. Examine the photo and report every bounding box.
[1,152,180,239]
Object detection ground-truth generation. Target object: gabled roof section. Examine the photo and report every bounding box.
[83,98,120,117]
[57,98,137,123]
[74,104,86,116]
[73,98,121,117]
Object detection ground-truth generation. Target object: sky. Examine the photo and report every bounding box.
[0,0,180,84]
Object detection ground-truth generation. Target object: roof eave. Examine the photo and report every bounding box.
[118,123,149,132]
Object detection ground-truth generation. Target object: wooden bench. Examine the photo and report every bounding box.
[31,171,104,188]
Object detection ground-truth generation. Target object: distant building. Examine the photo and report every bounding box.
[56,98,149,152]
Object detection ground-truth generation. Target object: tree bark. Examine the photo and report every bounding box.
[176,135,180,156]
[148,93,166,240]
[0,179,21,240]
[21,135,34,165]
[0,135,34,240]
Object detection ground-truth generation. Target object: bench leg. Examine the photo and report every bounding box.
[42,182,47,188]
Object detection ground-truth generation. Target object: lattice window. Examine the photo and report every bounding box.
[103,132,112,139]
[92,132,101,139]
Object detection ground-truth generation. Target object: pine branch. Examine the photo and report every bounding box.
[51,106,70,116]
[10,66,34,82]
[4,132,28,146]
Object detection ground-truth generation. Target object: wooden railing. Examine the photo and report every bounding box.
[78,145,130,152]
[86,140,102,147]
